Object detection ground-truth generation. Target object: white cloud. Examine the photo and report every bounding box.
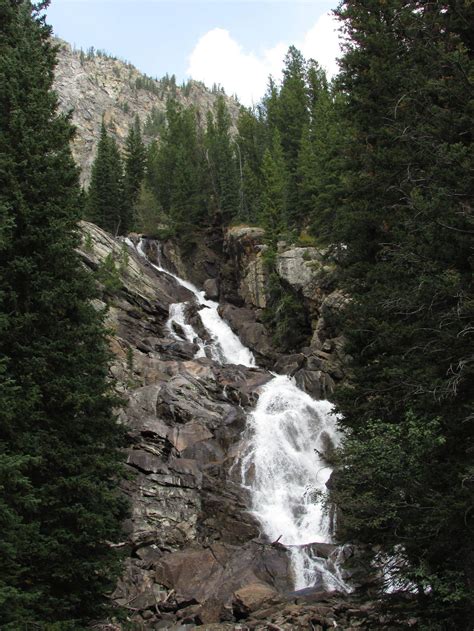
[186,11,342,106]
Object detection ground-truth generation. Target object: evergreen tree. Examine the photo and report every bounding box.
[236,106,267,223]
[275,46,310,227]
[123,114,146,231]
[149,100,209,247]
[331,2,474,626]
[0,1,127,625]
[205,96,239,224]
[260,130,288,243]
[86,121,125,235]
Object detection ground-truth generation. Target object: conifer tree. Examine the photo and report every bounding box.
[275,46,310,227]
[0,1,127,626]
[236,106,267,223]
[86,121,125,234]
[261,131,288,244]
[205,96,239,224]
[123,114,146,230]
[149,100,208,246]
[331,2,474,626]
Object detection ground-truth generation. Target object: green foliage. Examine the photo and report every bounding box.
[0,1,127,625]
[144,100,210,249]
[143,106,166,136]
[205,96,240,224]
[86,122,126,234]
[262,247,310,352]
[95,249,128,294]
[260,130,288,244]
[330,1,474,626]
[123,115,146,230]
[263,272,310,352]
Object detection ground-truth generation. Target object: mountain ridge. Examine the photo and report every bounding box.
[53,38,241,185]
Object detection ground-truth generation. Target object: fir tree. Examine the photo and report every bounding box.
[0,1,127,626]
[261,130,288,244]
[235,106,267,223]
[332,2,474,626]
[86,121,125,235]
[205,96,239,224]
[275,46,310,227]
[123,114,146,231]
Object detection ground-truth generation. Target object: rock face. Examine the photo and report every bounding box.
[54,40,240,185]
[216,226,351,394]
[78,222,392,630]
[77,222,298,628]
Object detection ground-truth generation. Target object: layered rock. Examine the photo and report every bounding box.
[219,227,351,396]
[78,222,394,629]
[77,222,293,627]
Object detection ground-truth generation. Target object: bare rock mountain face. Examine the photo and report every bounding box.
[54,39,240,185]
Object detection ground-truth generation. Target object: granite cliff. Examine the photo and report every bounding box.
[53,39,240,185]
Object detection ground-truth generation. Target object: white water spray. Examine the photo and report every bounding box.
[129,237,349,592]
[240,375,349,591]
[136,239,255,367]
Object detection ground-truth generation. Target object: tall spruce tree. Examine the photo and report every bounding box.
[0,1,127,626]
[86,121,125,235]
[150,100,209,246]
[123,115,146,231]
[275,46,310,228]
[205,96,239,224]
[260,130,288,243]
[331,2,474,627]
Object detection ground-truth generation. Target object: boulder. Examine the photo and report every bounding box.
[233,582,277,616]
[204,278,219,300]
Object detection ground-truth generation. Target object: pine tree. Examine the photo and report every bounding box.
[86,121,125,235]
[204,96,239,224]
[331,2,474,626]
[149,100,209,247]
[123,114,146,231]
[260,130,288,243]
[236,106,267,223]
[0,1,127,625]
[275,46,310,228]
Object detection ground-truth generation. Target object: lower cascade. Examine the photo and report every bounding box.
[133,237,349,593]
[241,375,350,592]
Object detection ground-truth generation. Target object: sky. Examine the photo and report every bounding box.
[47,1,342,106]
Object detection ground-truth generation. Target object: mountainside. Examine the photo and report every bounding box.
[53,39,240,185]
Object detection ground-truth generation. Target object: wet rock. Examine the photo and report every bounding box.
[204,278,219,300]
[274,353,305,376]
[218,303,274,361]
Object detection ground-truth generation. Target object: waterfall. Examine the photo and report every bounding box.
[240,375,349,592]
[131,237,350,593]
[136,239,255,367]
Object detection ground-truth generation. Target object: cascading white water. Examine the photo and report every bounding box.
[240,375,349,591]
[129,237,349,592]
[136,238,255,367]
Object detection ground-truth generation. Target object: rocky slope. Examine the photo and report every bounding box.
[54,40,240,185]
[159,226,351,400]
[76,222,407,630]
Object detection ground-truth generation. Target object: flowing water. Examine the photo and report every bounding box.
[130,237,350,593]
[136,239,255,367]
